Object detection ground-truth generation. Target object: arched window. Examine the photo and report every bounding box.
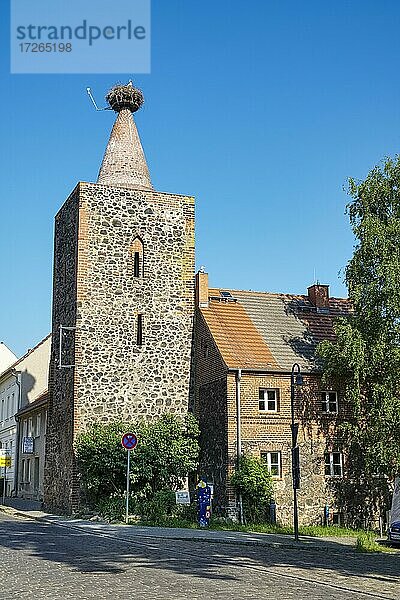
[129,237,144,278]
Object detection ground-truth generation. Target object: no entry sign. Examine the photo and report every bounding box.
[121,432,138,450]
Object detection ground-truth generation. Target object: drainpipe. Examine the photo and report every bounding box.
[235,369,244,524]
[11,370,21,496]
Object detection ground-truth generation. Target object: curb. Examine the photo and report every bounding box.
[0,505,359,553]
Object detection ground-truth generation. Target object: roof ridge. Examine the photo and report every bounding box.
[209,287,349,301]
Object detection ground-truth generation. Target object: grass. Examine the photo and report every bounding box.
[355,531,393,553]
[132,516,395,553]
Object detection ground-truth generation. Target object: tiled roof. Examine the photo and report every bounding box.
[200,300,278,370]
[202,288,351,372]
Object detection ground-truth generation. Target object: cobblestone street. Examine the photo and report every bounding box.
[0,513,399,599]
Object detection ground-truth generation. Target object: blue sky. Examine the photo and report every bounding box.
[1,0,400,357]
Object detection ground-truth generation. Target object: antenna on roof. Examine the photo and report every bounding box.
[86,87,111,111]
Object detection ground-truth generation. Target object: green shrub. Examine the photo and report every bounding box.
[231,454,274,523]
[97,493,126,522]
[75,413,200,508]
[132,490,176,522]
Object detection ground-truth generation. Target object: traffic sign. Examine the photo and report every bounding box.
[121,433,137,524]
[121,432,138,450]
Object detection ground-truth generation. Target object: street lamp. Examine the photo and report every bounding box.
[291,363,303,542]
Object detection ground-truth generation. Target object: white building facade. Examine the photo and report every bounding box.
[0,342,17,373]
[0,335,50,496]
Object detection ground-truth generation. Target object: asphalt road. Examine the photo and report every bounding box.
[0,512,399,600]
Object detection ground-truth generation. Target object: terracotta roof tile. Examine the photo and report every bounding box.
[201,300,279,370]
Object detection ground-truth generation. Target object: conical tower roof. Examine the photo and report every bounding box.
[97,83,153,191]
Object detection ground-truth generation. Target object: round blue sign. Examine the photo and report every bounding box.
[121,432,138,450]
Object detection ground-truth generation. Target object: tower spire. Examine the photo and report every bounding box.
[97,83,153,191]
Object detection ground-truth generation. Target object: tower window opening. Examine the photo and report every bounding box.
[133,252,140,277]
[130,237,144,278]
[137,314,143,346]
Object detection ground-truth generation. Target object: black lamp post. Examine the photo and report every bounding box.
[291,363,303,542]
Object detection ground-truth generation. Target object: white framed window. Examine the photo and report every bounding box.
[259,389,279,412]
[35,414,41,437]
[321,391,338,413]
[261,451,282,478]
[325,452,343,477]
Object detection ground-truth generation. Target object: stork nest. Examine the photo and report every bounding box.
[106,84,144,113]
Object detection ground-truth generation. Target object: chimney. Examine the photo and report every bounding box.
[195,268,209,308]
[308,284,329,308]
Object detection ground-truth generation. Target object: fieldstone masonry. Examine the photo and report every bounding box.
[44,84,195,513]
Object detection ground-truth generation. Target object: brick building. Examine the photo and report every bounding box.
[44,84,195,513]
[194,271,351,525]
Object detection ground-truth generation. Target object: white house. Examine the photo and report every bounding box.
[0,335,50,497]
[0,342,17,374]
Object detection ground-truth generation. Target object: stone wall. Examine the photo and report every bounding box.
[73,183,195,427]
[45,181,195,513]
[44,187,79,513]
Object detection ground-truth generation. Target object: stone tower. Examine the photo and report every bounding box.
[44,84,195,513]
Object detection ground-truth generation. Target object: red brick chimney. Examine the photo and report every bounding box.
[308,284,329,308]
[195,269,209,308]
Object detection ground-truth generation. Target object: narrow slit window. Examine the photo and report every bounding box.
[137,314,143,346]
[133,252,140,277]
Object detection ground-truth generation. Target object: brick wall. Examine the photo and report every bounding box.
[193,309,229,509]
[226,371,347,525]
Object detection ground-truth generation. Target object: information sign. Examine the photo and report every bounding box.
[0,450,11,468]
[175,490,190,505]
[23,437,34,454]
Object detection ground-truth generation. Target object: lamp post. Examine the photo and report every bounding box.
[291,363,303,542]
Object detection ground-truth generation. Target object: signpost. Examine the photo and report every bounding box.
[121,432,138,524]
[0,450,11,505]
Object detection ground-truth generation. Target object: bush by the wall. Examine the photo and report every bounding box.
[231,454,275,523]
[75,413,200,509]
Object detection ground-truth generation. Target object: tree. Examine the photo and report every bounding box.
[318,156,400,525]
[231,454,274,523]
[75,413,200,507]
